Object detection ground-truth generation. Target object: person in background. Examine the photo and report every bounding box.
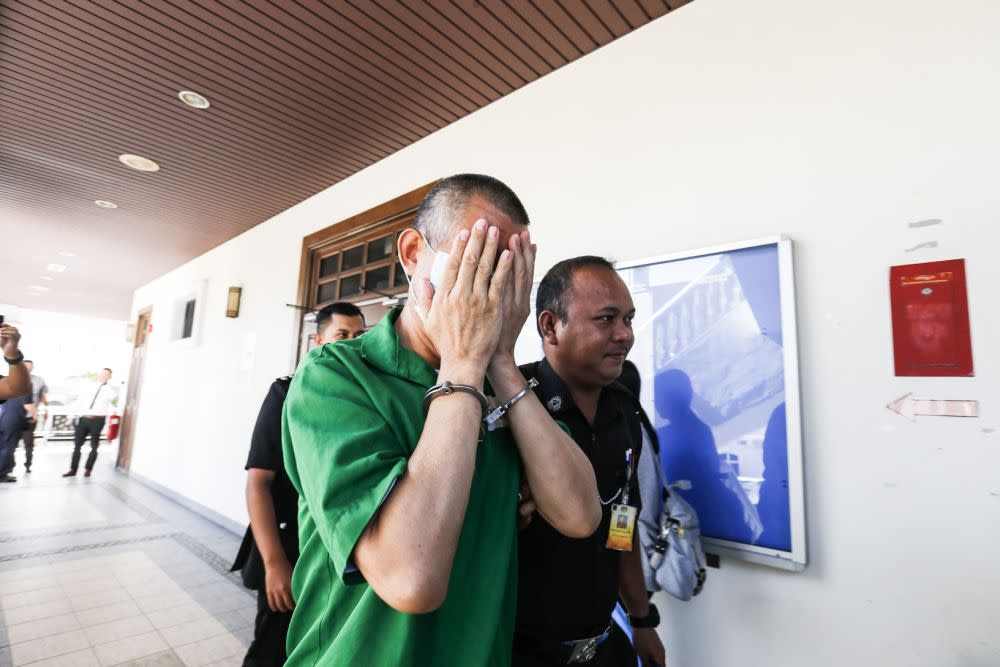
[19,360,47,474]
[62,367,117,478]
[0,323,30,482]
[514,257,666,667]
[231,302,366,667]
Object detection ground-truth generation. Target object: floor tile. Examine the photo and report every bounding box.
[8,629,89,666]
[84,614,154,647]
[74,600,142,628]
[135,592,194,615]
[24,648,99,667]
[4,613,80,646]
[0,586,67,612]
[93,631,168,667]
[113,649,185,667]
[172,633,245,667]
[0,575,58,598]
[145,604,212,631]
[125,580,184,600]
[60,577,120,598]
[157,618,229,650]
[68,588,132,613]
[202,656,242,667]
[4,599,74,627]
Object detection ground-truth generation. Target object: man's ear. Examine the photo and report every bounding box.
[538,310,560,347]
[312,333,324,346]
[397,228,422,278]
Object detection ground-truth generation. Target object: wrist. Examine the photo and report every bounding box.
[4,349,24,365]
[263,554,290,569]
[487,352,517,372]
[437,361,486,388]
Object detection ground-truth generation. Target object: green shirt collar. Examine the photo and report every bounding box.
[360,307,437,387]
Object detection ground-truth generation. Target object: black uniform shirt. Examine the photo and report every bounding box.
[516,358,643,640]
[230,377,299,588]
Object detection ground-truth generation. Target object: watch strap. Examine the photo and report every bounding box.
[628,602,660,628]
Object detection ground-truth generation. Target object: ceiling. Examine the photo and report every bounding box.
[1,0,689,321]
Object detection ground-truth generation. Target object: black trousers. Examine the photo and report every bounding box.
[242,589,292,666]
[70,417,105,472]
[20,421,35,469]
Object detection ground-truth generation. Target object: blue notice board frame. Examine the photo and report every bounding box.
[616,236,806,571]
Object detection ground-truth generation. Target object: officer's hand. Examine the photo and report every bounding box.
[411,219,513,379]
[516,481,536,531]
[264,557,295,613]
[633,627,666,667]
[490,231,535,367]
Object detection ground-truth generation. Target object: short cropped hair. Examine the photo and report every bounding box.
[413,174,530,246]
[535,256,616,336]
[316,302,364,332]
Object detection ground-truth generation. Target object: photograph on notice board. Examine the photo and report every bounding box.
[616,239,805,568]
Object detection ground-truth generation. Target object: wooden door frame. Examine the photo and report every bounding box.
[295,181,436,361]
[117,306,151,471]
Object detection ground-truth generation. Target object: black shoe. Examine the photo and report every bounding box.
[0,475,16,483]
[24,467,30,474]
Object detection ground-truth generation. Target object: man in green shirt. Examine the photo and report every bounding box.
[283,174,601,666]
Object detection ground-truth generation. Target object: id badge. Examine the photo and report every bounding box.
[605,504,636,551]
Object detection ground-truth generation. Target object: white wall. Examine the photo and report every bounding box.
[129,0,1000,664]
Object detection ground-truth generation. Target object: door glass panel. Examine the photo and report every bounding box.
[340,273,363,298]
[319,253,339,278]
[392,262,407,287]
[365,266,391,291]
[316,280,338,304]
[367,235,394,263]
[342,245,364,271]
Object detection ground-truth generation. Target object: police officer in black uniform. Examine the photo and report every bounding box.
[231,302,365,666]
[515,257,665,666]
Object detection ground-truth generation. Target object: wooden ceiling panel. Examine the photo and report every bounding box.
[0,0,689,320]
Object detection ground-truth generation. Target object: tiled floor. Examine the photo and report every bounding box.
[0,443,255,667]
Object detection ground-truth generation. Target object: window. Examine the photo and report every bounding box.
[313,229,410,308]
[181,299,196,339]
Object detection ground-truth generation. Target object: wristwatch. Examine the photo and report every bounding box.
[3,349,24,365]
[629,602,660,629]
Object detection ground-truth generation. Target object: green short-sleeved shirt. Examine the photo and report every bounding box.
[282,308,521,666]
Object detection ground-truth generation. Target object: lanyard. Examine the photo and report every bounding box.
[621,448,635,506]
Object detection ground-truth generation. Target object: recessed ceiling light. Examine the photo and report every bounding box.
[58,251,76,258]
[119,154,160,172]
[95,199,118,209]
[178,90,210,109]
[28,285,50,292]
[40,276,55,281]
[46,263,66,272]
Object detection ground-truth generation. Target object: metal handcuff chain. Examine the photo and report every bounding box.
[598,488,622,506]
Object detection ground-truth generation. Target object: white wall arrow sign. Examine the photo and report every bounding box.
[887,393,979,420]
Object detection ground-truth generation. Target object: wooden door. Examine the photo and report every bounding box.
[117,308,151,471]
